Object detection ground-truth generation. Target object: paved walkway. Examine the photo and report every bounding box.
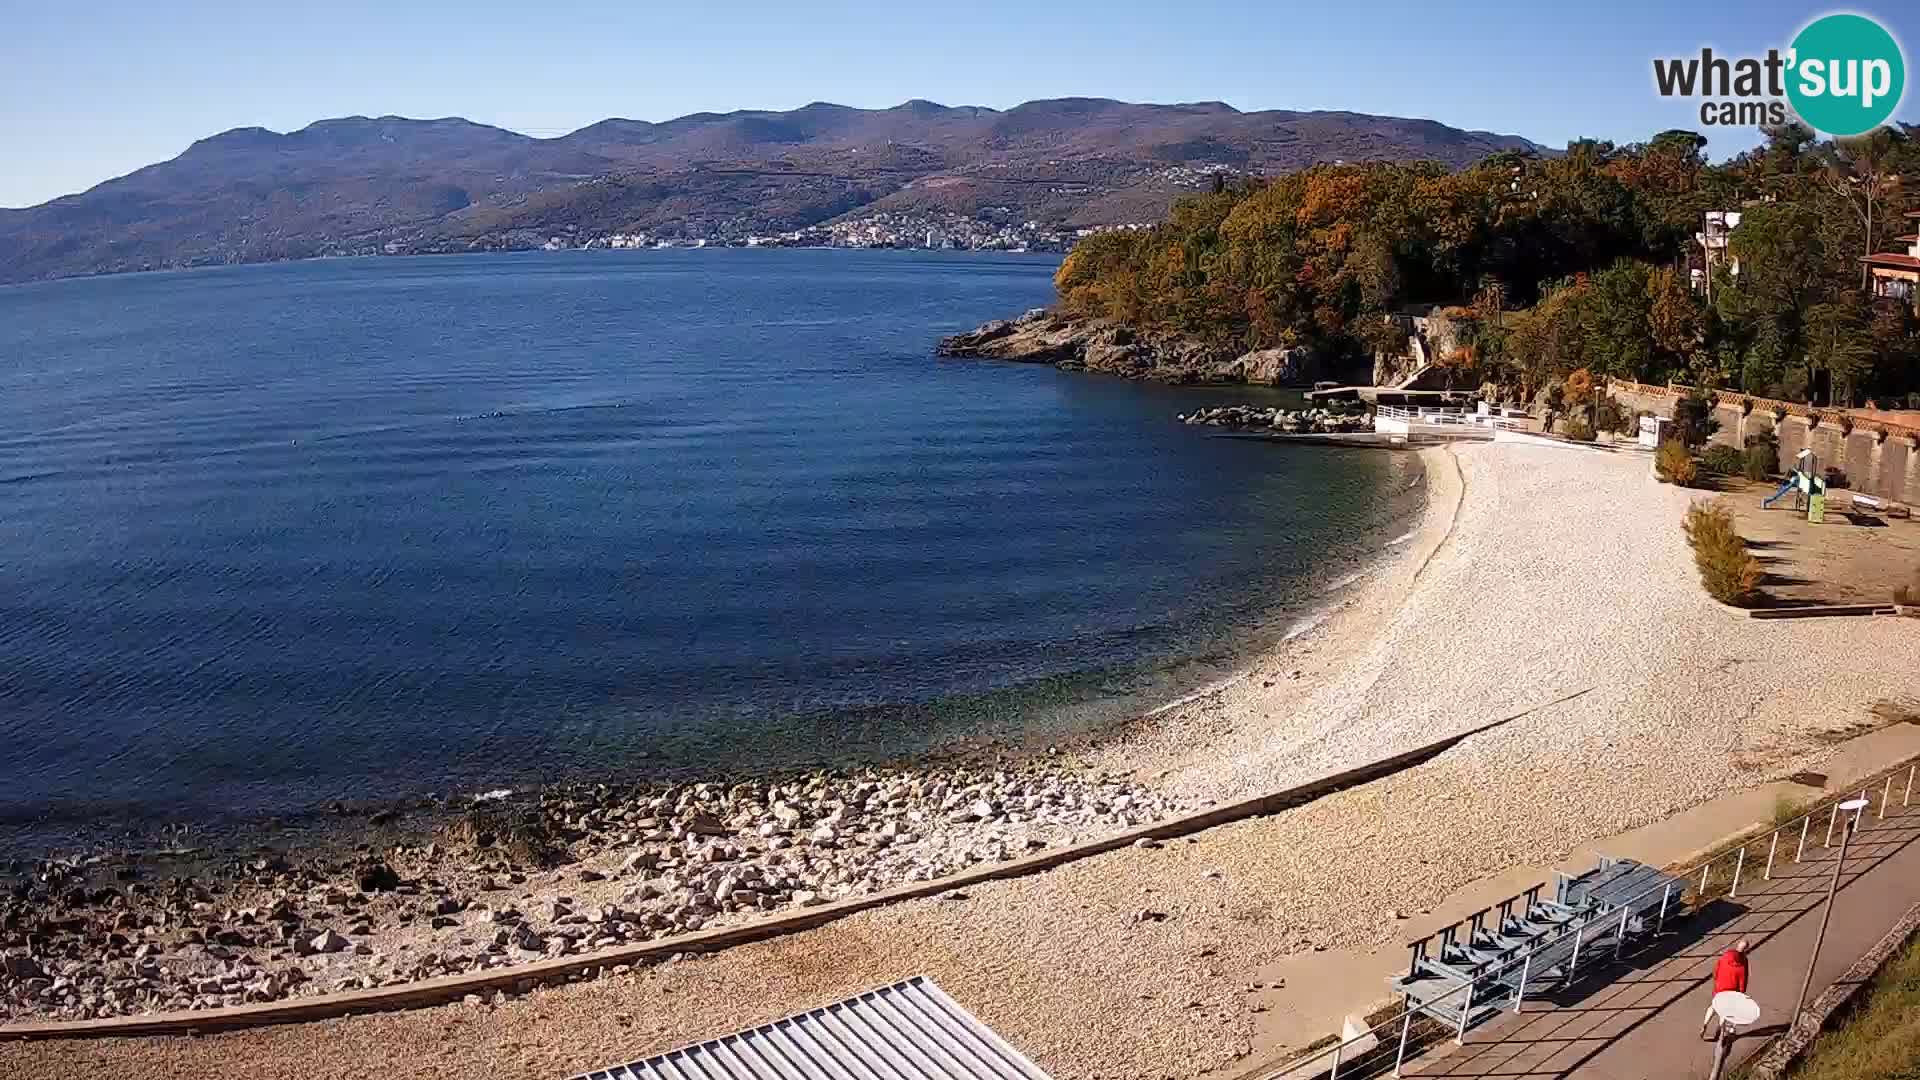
[1404,773,1920,1080]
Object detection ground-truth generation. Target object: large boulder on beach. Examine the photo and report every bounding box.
[2,953,45,980]
[304,928,349,954]
[354,858,401,892]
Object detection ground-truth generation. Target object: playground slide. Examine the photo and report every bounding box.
[1762,469,1828,510]
[1762,473,1799,509]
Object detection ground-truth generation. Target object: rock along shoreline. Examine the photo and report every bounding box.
[2,762,1196,1024]
[937,308,1323,385]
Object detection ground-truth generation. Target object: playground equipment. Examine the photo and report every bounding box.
[1762,449,1827,521]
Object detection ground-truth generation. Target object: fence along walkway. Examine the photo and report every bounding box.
[1255,756,1920,1080]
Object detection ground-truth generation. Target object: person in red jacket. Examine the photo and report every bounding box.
[1701,938,1752,1039]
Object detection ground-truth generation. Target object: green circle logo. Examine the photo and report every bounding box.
[1787,14,1906,136]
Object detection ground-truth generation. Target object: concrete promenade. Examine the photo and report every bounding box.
[1404,775,1920,1079]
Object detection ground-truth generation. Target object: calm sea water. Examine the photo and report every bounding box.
[0,250,1420,850]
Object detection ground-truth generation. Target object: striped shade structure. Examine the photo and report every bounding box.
[573,977,1054,1080]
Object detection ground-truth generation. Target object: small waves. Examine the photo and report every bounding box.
[1281,609,1333,642]
[1322,569,1367,593]
[0,250,1412,849]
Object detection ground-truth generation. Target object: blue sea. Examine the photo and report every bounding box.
[0,250,1421,851]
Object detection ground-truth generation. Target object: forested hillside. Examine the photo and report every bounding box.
[1053,126,1920,407]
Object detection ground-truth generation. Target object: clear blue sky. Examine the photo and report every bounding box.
[4,0,1917,208]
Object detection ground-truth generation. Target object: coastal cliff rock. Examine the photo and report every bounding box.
[1370,309,1467,390]
[938,310,1318,386]
[936,309,1094,365]
[1209,346,1318,386]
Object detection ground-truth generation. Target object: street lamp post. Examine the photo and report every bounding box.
[1794,798,1871,1022]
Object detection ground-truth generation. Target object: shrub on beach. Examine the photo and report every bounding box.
[1655,440,1698,486]
[1683,500,1763,606]
[1563,416,1596,442]
[1743,434,1777,481]
[1700,443,1746,475]
[1594,395,1631,436]
[1674,389,1721,447]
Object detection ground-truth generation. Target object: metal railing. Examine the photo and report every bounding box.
[1376,406,1475,424]
[1374,406,1497,438]
[1257,758,1920,1080]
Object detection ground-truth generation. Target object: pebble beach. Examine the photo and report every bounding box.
[5,439,1918,1080]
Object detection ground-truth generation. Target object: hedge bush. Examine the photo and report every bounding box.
[1564,417,1596,442]
[1683,500,1763,606]
[1743,431,1779,480]
[1594,396,1632,436]
[1674,390,1721,447]
[1700,444,1746,475]
[1655,440,1698,486]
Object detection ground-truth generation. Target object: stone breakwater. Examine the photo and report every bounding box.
[937,308,1325,385]
[1178,404,1372,435]
[0,763,1194,1023]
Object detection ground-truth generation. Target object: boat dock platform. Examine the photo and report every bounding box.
[1216,432,1481,450]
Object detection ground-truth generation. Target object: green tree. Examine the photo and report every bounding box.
[1820,129,1905,290]
[1648,266,1703,379]
[1044,126,1920,406]
[1806,301,1874,406]
[1720,202,1828,396]
[1579,261,1655,379]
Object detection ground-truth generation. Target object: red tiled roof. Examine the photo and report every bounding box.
[1896,234,1920,243]
[1863,252,1920,269]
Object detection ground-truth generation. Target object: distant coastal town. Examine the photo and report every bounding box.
[498,165,1222,256]
[572,212,1128,254]
[508,211,1152,256]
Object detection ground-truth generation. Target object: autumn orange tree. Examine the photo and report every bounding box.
[1050,124,1920,405]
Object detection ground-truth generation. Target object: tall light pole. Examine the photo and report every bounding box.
[1794,798,1871,1021]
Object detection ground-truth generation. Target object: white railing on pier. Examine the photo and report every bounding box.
[1374,406,1497,437]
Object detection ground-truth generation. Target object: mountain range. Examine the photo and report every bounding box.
[0,98,1548,284]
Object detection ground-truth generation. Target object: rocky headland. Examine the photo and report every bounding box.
[937,309,1329,385]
